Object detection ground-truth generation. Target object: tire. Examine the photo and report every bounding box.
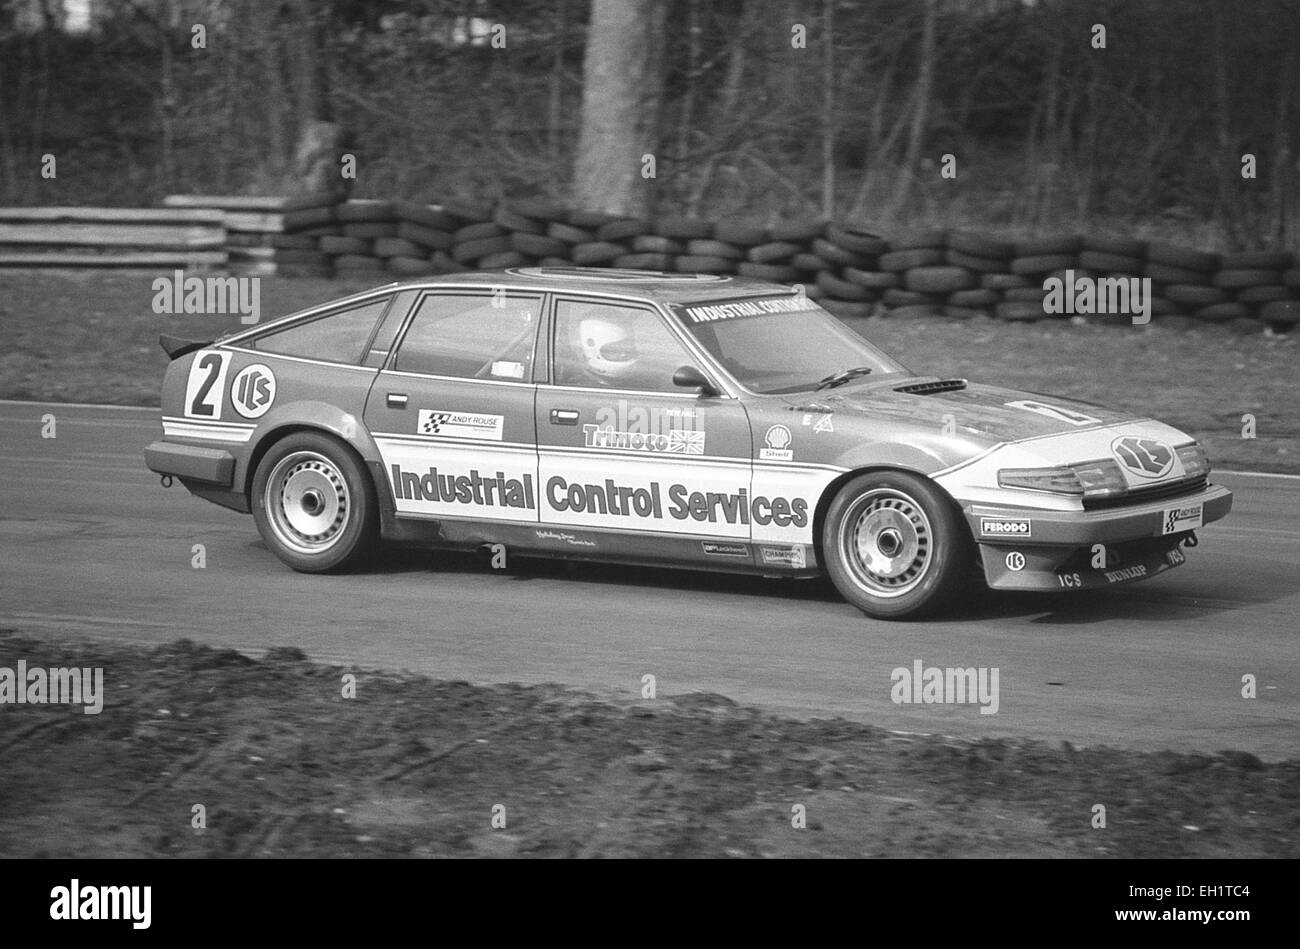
[904,266,975,294]
[842,267,899,289]
[1010,254,1076,275]
[1146,242,1218,272]
[1219,250,1292,270]
[747,241,803,263]
[396,222,453,251]
[714,220,770,245]
[737,261,801,281]
[944,249,1007,273]
[947,230,1013,259]
[547,222,594,244]
[879,248,944,272]
[251,432,378,573]
[886,228,947,251]
[653,217,714,240]
[687,239,744,260]
[335,200,396,224]
[596,219,651,242]
[571,241,627,265]
[494,206,545,234]
[1078,250,1143,274]
[826,224,888,255]
[1214,268,1282,289]
[1013,234,1082,256]
[821,471,972,619]
[675,254,737,274]
[632,234,686,255]
[771,219,827,242]
[614,253,675,271]
[1261,300,1300,324]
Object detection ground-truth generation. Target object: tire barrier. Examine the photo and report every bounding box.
[2,195,1296,330]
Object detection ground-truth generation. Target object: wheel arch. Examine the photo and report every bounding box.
[811,464,967,567]
[244,420,378,498]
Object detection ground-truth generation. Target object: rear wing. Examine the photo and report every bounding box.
[158,334,213,360]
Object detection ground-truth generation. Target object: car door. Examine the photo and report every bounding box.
[363,288,543,533]
[534,294,756,565]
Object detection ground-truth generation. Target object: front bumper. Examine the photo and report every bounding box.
[144,440,235,486]
[964,482,1231,591]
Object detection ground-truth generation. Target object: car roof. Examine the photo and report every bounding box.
[384,267,800,305]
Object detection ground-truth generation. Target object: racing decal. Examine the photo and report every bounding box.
[1004,551,1026,571]
[677,296,819,324]
[230,364,276,419]
[980,517,1032,539]
[417,410,504,441]
[1161,503,1203,534]
[183,350,230,420]
[1165,546,1187,566]
[801,413,834,433]
[1112,436,1174,479]
[1102,564,1147,584]
[161,417,255,443]
[377,441,539,523]
[535,529,596,548]
[393,465,534,509]
[1003,400,1100,427]
[582,424,705,455]
[546,476,808,531]
[759,545,807,568]
[702,542,750,557]
[759,424,794,461]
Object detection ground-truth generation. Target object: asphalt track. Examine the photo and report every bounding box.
[2,400,1297,760]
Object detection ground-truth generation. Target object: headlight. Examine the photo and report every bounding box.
[1176,442,1210,479]
[998,459,1127,498]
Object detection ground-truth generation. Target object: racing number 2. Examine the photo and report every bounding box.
[184,351,230,420]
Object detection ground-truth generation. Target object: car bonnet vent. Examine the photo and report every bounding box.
[893,378,968,395]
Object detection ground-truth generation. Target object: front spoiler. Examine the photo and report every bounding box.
[964,482,1231,591]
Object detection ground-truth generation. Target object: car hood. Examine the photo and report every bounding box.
[786,378,1140,446]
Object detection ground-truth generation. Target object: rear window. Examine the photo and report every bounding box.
[252,297,391,364]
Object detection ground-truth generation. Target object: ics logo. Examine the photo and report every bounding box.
[231,364,276,419]
[1111,436,1174,479]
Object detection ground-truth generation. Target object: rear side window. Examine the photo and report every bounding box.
[252,297,391,364]
[393,292,541,380]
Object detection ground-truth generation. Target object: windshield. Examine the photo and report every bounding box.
[670,295,909,394]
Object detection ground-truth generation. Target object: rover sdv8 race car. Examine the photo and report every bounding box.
[145,268,1232,619]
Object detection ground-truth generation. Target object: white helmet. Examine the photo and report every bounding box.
[578,316,638,380]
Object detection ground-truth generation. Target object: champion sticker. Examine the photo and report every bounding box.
[760,424,793,461]
[417,410,504,441]
[759,545,806,568]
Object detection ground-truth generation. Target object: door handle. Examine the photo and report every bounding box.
[550,408,579,425]
[386,392,409,408]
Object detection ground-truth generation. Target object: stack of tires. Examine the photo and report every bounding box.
[246,196,1300,332]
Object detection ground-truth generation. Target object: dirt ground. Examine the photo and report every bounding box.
[0,633,1295,858]
[1,270,1295,472]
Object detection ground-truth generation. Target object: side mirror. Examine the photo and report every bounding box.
[672,365,720,397]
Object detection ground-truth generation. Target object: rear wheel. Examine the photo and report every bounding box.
[822,471,972,619]
[251,432,377,572]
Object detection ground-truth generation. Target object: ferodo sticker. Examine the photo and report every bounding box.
[980,517,1032,539]
[183,350,230,420]
[1004,399,1100,426]
[230,364,276,419]
[1161,503,1203,534]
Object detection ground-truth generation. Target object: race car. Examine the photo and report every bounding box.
[144,267,1232,619]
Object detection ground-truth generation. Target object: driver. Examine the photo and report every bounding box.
[570,313,641,387]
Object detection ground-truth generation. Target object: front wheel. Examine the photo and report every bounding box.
[821,471,972,619]
[251,431,378,572]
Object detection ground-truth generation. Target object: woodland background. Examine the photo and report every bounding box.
[1,0,1297,250]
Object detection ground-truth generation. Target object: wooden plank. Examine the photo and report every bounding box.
[163,194,338,212]
[0,207,224,225]
[222,212,285,234]
[0,250,228,267]
[0,222,226,248]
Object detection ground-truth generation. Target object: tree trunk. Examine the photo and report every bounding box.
[572,0,665,217]
[886,0,936,219]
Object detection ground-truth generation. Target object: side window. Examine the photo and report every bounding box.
[253,297,390,364]
[552,299,693,392]
[393,293,540,380]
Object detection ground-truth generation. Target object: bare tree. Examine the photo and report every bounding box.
[572,0,665,216]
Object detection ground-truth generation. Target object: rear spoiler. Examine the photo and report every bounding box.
[159,334,214,360]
